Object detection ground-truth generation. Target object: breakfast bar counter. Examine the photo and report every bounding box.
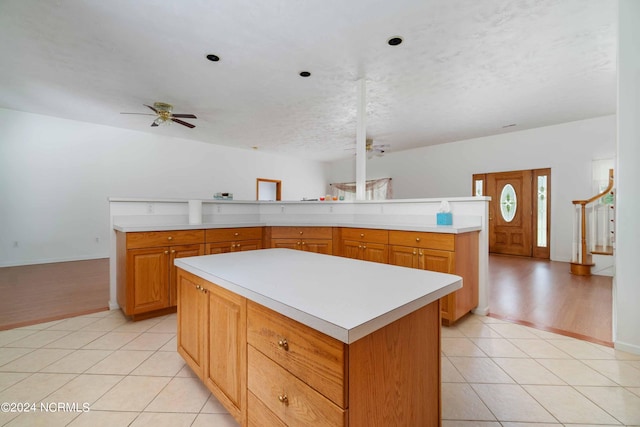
[175,248,461,426]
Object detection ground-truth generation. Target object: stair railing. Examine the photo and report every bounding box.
[571,169,614,275]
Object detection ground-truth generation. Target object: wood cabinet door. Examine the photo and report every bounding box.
[418,249,454,273]
[271,238,302,250]
[206,284,247,420]
[177,271,207,378]
[234,239,262,252]
[206,241,234,255]
[362,242,388,264]
[303,239,333,255]
[127,247,169,314]
[341,239,362,260]
[389,245,418,269]
[169,244,204,306]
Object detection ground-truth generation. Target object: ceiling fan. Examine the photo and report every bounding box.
[346,139,390,159]
[121,102,197,128]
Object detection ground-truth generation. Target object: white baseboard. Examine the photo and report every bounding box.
[614,340,640,356]
[472,306,489,316]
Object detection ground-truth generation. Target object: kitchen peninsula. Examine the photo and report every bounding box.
[110,197,490,323]
[175,248,462,426]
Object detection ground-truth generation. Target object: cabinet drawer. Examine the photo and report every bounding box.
[126,230,204,249]
[206,227,263,242]
[247,301,346,408]
[248,346,346,427]
[341,227,388,244]
[248,391,287,427]
[388,230,454,251]
[271,226,333,239]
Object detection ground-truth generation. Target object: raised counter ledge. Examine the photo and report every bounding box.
[174,248,462,344]
[113,221,480,233]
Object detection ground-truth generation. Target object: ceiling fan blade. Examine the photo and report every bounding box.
[145,104,158,113]
[151,122,159,127]
[120,112,155,115]
[171,118,196,128]
[171,113,197,119]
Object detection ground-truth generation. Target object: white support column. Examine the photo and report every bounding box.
[355,78,366,201]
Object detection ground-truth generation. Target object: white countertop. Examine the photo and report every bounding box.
[113,221,481,234]
[175,248,462,344]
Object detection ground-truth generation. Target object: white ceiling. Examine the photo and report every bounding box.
[0,0,617,162]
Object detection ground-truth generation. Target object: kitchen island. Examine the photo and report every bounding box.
[175,248,462,426]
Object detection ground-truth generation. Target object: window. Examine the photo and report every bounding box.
[329,178,392,201]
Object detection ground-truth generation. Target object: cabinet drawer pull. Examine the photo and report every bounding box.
[297,241,301,245]
[301,241,306,245]
[419,251,424,256]
[234,232,239,236]
[171,249,175,254]
[278,338,289,351]
[358,245,362,249]
[415,237,421,242]
[360,233,364,237]
[299,231,303,235]
[167,236,173,241]
[413,251,417,255]
[278,394,289,405]
[164,250,169,255]
[363,245,367,249]
[231,244,236,248]
[236,244,241,248]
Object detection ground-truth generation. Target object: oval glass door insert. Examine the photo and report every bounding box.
[500,184,517,222]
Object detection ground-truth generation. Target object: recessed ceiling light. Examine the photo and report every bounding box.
[387,37,403,46]
[299,71,311,77]
[206,54,220,62]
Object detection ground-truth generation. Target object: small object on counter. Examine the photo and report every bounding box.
[326,194,332,201]
[332,196,338,201]
[339,196,345,201]
[319,196,325,201]
[213,192,233,200]
[436,200,452,225]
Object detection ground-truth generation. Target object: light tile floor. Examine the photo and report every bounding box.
[0,310,639,426]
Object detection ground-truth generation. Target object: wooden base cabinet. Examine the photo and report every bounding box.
[339,227,389,264]
[177,267,443,427]
[389,230,479,325]
[269,227,333,255]
[177,269,247,425]
[205,227,263,254]
[116,230,204,319]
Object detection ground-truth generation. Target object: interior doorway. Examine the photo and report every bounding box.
[473,168,550,259]
[256,178,282,201]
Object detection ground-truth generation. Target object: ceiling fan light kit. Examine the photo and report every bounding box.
[121,102,197,128]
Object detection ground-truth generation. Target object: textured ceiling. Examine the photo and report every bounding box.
[0,0,617,161]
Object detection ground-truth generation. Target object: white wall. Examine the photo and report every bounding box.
[614,0,640,354]
[0,108,327,266]
[326,115,617,262]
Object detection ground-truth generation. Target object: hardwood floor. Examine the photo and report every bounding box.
[488,254,613,346]
[0,258,109,330]
[0,255,614,346]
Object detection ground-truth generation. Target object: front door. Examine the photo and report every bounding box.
[487,170,533,256]
[473,168,550,258]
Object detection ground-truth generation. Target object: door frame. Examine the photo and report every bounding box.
[256,178,282,201]
[473,168,551,259]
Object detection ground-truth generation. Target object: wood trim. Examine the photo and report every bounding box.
[532,168,551,259]
[256,178,282,201]
[472,173,487,196]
